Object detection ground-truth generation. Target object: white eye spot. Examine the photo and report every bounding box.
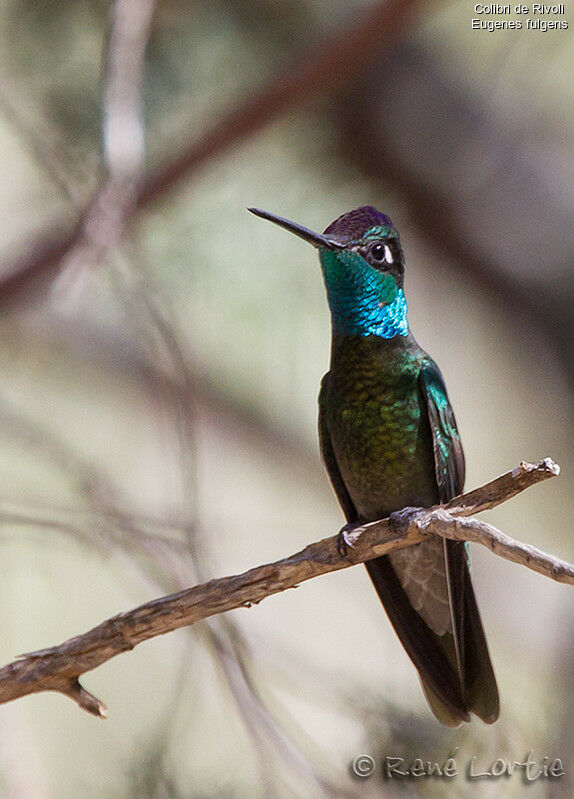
[384,244,393,264]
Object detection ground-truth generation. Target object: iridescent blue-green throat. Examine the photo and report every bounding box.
[319,246,408,338]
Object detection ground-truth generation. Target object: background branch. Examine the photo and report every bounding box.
[50,0,156,301]
[0,0,427,306]
[0,458,565,718]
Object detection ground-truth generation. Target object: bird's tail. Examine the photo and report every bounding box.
[366,537,499,726]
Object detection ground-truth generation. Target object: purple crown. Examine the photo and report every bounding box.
[323,206,394,241]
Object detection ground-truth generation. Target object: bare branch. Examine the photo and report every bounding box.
[0,458,566,716]
[424,513,574,584]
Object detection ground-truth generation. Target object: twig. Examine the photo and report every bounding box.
[0,459,566,717]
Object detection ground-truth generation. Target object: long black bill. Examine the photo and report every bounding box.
[248,208,340,250]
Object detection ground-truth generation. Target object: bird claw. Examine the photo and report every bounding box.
[389,506,425,536]
[337,522,360,557]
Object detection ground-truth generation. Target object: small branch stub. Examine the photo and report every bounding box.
[0,458,567,716]
[67,680,107,719]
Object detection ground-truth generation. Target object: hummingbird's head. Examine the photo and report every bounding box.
[249,206,409,339]
[321,205,404,287]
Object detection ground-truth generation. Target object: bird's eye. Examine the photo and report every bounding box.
[369,241,392,264]
[370,242,386,260]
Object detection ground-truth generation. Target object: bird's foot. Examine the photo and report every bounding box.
[389,506,426,537]
[337,522,362,558]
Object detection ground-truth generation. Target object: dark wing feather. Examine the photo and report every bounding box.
[419,362,465,501]
[420,361,499,723]
[318,374,358,522]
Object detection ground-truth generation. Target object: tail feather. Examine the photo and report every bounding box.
[421,681,466,727]
[365,542,499,725]
[461,575,500,723]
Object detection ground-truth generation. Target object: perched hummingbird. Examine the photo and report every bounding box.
[249,205,499,725]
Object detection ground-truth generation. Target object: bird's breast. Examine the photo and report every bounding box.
[324,336,437,519]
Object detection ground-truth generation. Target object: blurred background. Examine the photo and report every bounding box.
[0,0,572,796]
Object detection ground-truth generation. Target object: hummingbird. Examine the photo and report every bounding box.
[249,205,499,725]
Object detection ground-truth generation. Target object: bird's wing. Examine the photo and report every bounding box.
[318,374,358,523]
[419,361,465,502]
[419,360,499,723]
